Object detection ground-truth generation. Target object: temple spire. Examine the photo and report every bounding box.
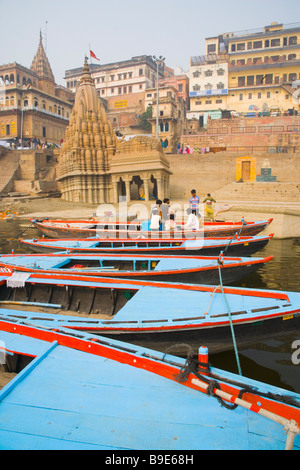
[30,30,55,83]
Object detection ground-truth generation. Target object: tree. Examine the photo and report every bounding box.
[139,105,152,131]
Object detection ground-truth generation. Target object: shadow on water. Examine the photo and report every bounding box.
[0,219,300,392]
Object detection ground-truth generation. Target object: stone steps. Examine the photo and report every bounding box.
[0,152,20,194]
[213,182,300,202]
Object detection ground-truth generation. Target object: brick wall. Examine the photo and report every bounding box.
[182,116,300,151]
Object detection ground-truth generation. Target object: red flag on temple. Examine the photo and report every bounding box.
[90,50,100,61]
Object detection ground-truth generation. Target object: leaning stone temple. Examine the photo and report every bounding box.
[57,57,172,204]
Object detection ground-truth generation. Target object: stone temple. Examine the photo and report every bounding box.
[57,57,171,204]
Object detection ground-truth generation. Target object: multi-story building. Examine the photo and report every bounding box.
[0,33,73,146]
[189,22,300,119]
[189,54,229,120]
[65,55,164,132]
[146,85,186,151]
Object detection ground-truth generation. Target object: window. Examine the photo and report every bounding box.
[205,83,212,90]
[247,42,252,50]
[258,92,262,99]
[289,36,297,45]
[271,55,280,62]
[289,73,297,82]
[253,41,262,49]
[216,99,222,103]
[231,44,236,52]
[271,38,280,47]
[217,82,224,89]
[178,84,183,92]
[110,75,115,81]
[248,93,252,99]
[288,54,296,61]
[42,127,46,138]
[204,70,213,77]
[267,92,271,98]
[237,43,245,51]
[207,44,216,53]
[247,76,254,86]
[265,40,270,48]
[193,84,201,91]
[239,94,243,100]
[111,88,114,93]
[205,100,212,104]
[253,57,262,64]
[129,72,133,78]
[118,74,122,80]
[217,69,225,76]
[139,68,143,76]
[265,74,273,84]
[118,87,122,94]
[238,76,245,87]
[123,87,127,93]
[129,86,132,93]
[193,71,201,78]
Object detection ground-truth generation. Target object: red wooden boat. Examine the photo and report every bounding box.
[30,217,273,239]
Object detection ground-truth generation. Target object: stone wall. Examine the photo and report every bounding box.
[166,151,300,201]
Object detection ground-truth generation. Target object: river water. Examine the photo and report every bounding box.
[0,218,299,393]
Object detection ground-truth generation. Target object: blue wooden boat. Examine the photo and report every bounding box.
[0,252,273,285]
[0,317,299,450]
[21,233,274,256]
[0,271,299,354]
[31,217,273,239]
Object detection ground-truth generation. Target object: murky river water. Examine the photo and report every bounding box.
[0,218,299,393]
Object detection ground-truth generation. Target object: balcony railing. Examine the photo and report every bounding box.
[0,105,69,121]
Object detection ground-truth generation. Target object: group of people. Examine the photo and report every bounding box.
[177,143,194,154]
[149,189,216,232]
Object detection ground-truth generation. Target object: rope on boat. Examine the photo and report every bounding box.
[174,353,300,449]
[14,221,35,240]
[217,256,242,376]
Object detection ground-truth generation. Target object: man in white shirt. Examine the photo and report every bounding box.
[150,199,162,231]
[184,208,200,231]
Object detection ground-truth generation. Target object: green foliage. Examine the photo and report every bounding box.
[139,105,152,131]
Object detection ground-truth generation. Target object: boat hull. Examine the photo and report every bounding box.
[32,218,273,239]
[21,234,273,256]
[0,274,299,355]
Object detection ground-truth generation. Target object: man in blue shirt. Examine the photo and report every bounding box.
[189,189,200,216]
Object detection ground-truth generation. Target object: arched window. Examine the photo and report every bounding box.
[10,74,14,84]
[10,96,14,106]
[164,122,169,132]
[22,77,27,87]
[34,98,38,107]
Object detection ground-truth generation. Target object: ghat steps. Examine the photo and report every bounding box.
[213,182,300,204]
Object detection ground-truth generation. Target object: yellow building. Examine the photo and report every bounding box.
[0,33,73,146]
[190,22,300,117]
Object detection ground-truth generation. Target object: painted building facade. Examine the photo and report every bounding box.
[190,22,300,119]
[0,33,73,146]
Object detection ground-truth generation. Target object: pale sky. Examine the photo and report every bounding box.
[1,0,300,85]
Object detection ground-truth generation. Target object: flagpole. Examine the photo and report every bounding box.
[89,44,92,66]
